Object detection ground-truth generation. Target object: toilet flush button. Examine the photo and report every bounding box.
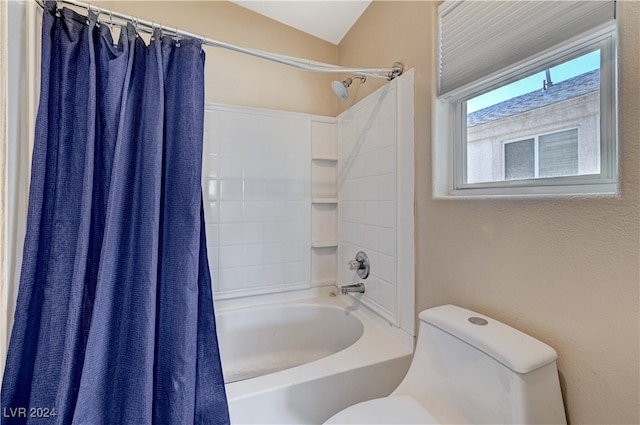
[468,317,488,326]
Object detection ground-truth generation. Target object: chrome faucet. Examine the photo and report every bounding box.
[341,282,365,295]
[348,251,370,279]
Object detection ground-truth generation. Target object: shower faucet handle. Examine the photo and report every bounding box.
[348,260,363,270]
[348,251,370,279]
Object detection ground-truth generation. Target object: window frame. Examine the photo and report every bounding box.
[447,28,618,197]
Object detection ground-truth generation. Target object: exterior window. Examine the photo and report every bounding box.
[504,139,535,181]
[538,129,580,178]
[450,36,617,196]
[502,129,579,181]
[465,50,599,186]
[436,0,617,197]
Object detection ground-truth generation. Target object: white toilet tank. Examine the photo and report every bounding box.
[391,305,566,424]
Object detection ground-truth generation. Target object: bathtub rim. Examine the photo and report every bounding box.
[217,290,414,403]
[214,286,414,348]
[216,300,366,383]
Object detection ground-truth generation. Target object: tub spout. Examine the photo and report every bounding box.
[341,283,365,295]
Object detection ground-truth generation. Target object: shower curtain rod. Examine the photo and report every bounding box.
[34,0,398,80]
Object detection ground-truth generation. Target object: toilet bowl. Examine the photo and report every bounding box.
[325,395,438,424]
[324,305,566,425]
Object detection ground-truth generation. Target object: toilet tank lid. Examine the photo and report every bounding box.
[419,305,558,374]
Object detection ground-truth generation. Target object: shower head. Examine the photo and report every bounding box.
[332,80,350,100]
[331,75,366,100]
[330,62,403,100]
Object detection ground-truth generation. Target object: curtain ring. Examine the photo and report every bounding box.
[108,10,117,47]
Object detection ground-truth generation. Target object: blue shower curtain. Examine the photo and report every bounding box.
[1,3,229,424]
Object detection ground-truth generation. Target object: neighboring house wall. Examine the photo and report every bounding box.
[467,91,599,183]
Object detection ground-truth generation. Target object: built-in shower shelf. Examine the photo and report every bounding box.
[311,117,338,289]
[311,241,338,248]
[311,155,338,162]
[312,197,338,204]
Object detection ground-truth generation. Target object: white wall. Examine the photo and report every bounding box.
[2,0,40,378]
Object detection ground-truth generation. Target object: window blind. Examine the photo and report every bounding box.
[438,0,615,97]
[505,139,535,180]
[539,129,579,178]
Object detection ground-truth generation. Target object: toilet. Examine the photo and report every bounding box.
[325,305,566,424]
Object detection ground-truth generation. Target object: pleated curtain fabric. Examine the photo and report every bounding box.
[1,2,230,424]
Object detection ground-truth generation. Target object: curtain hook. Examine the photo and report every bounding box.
[175,27,180,47]
[109,10,114,30]
[200,34,206,51]
[85,3,92,26]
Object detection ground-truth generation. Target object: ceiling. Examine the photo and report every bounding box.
[230,1,372,45]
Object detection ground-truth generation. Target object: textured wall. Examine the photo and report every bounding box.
[339,1,639,424]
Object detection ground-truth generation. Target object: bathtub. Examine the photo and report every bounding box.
[215,294,413,424]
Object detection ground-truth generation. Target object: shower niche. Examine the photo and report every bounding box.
[311,116,339,287]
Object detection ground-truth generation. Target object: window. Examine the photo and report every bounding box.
[436,0,618,197]
[502,129,579,181]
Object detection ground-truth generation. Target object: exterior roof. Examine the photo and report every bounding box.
[467,69,600,127]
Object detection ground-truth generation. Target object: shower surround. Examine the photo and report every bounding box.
[204,70,415,338]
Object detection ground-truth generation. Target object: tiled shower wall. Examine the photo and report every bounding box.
[338,70,414,338]
[202,105,311,299]
[338,84,400,325]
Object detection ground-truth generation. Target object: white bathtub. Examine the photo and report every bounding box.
[215,294,413,424]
